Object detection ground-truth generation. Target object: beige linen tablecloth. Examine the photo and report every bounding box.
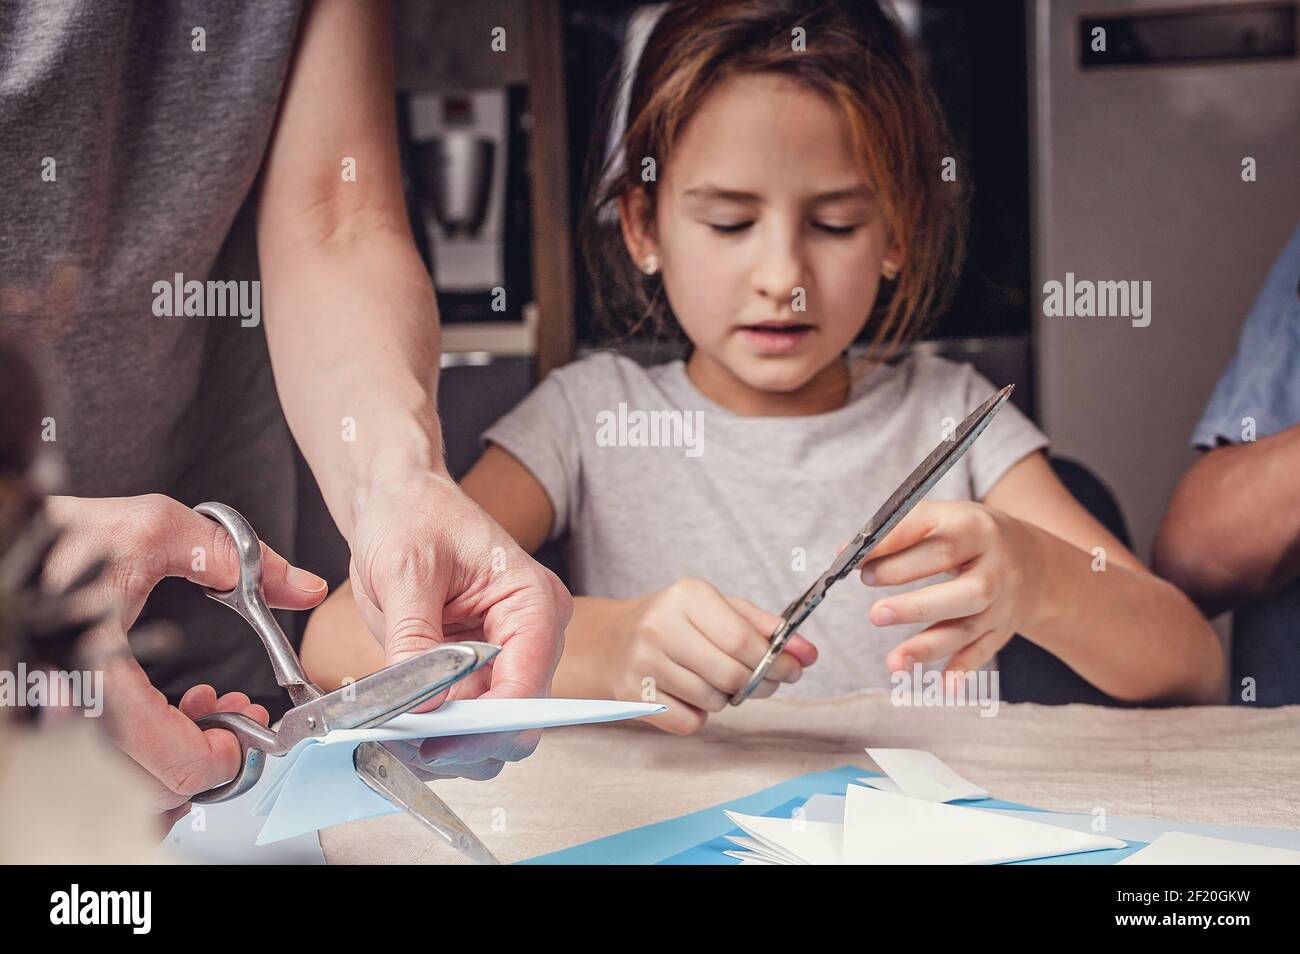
[323,691,1300,864]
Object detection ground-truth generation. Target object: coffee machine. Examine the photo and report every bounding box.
[399,86,533,324]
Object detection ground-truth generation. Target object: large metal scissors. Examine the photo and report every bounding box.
[730,384,1015,705]
[189,501,502,864]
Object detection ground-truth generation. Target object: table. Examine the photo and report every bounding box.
[322,690,1300,864]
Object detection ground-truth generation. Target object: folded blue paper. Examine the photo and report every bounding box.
[245,698,664,845]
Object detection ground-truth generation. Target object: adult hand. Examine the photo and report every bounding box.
[42,493,328,817]
[347,469,571,781]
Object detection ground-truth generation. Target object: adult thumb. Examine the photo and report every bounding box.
[164,503,327,610]
[375,578,452,713]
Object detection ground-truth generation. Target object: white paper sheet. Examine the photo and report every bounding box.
[239,698,663,845]
[724,836,796,865]
[723,810,845,864]
[1117,831,1300,865]
[801,792,849,824]
[855,777,904,796]
[722,783,1125,865]
[864,748,988,802]
[981,807,1300,851]
[842,784,1124,864]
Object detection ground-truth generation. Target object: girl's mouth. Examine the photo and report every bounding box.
[737,321,815,355]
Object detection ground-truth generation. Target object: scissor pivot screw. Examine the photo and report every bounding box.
[306,716,317,729]
[378,764,388,778]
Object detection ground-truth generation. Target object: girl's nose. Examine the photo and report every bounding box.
[750,231,805,306]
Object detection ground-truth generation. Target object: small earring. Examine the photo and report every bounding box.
[881,260,899,281]
[640,253,659,275]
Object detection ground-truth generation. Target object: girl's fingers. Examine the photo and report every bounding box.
[655,656,732,713]
[861,531,979,587]
[724,596,817,671]
[888,618,985,670]
[856,501,946,564]
[665,618,765,696]
[944,629,1007,679]
[682,594,802,686]
[747,675,785,700]
[871,573,995,628]
[645,690,708,736]
[780,636,817,670]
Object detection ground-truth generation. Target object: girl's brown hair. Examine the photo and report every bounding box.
[582,0,969,354]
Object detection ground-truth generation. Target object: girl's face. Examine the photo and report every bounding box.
[622,71,896,415]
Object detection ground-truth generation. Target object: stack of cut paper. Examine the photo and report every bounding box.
[723,748,1126,865]
[202,698,663,847]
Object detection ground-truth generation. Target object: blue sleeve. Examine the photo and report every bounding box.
[1192,224,1300,449]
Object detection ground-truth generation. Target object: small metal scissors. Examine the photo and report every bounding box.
[189,501,502,864]
[730,384,1015,705]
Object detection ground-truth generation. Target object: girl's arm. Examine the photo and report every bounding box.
[859,451,1224,704]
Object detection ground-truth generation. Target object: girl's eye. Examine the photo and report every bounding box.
[813,222,859,236]
[708,222,753,234]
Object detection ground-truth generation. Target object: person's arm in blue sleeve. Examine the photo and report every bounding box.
[1154,225,1300,615]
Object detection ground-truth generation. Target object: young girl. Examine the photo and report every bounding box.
[303,0,1223,735]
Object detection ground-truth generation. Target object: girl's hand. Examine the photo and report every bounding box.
[858,500,1045,679]
[603,577,817,735]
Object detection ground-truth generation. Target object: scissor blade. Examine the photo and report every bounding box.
[353,741,501,865]
[825,383,1015,581]
[321,641,499,731]
[729,384,1013,705]
[277,642,499,745]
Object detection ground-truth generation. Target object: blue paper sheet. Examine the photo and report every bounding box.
[522,765,1143,865]
[247,698,664,845]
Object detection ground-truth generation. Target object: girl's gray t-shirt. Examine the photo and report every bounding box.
[484,351,1050,696]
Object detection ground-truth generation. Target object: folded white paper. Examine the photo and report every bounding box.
[865,748,988,802]
[800,793,850,824]
[724,836,797,865]
[841,784,1124,864]
[723,783,1125,864]
[1117,831,1300,865]
[855,777,904,796]
[724,810,845,864]
[245,698,663,844]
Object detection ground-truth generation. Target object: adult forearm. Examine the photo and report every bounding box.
[260,227,446,541]
[1023,524,1224,704]
[1153,426,1300,612]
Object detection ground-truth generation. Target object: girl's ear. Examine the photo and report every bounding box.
[618,188,660,272]
[881,236,905,281]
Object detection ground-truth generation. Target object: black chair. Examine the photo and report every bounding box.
[1231,579,1300,706]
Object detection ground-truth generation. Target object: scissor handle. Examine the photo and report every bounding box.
[194,502,321,708]
[191,711,291,803]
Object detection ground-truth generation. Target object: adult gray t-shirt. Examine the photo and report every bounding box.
[484,351,1049,696]
[0,1,305,716]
